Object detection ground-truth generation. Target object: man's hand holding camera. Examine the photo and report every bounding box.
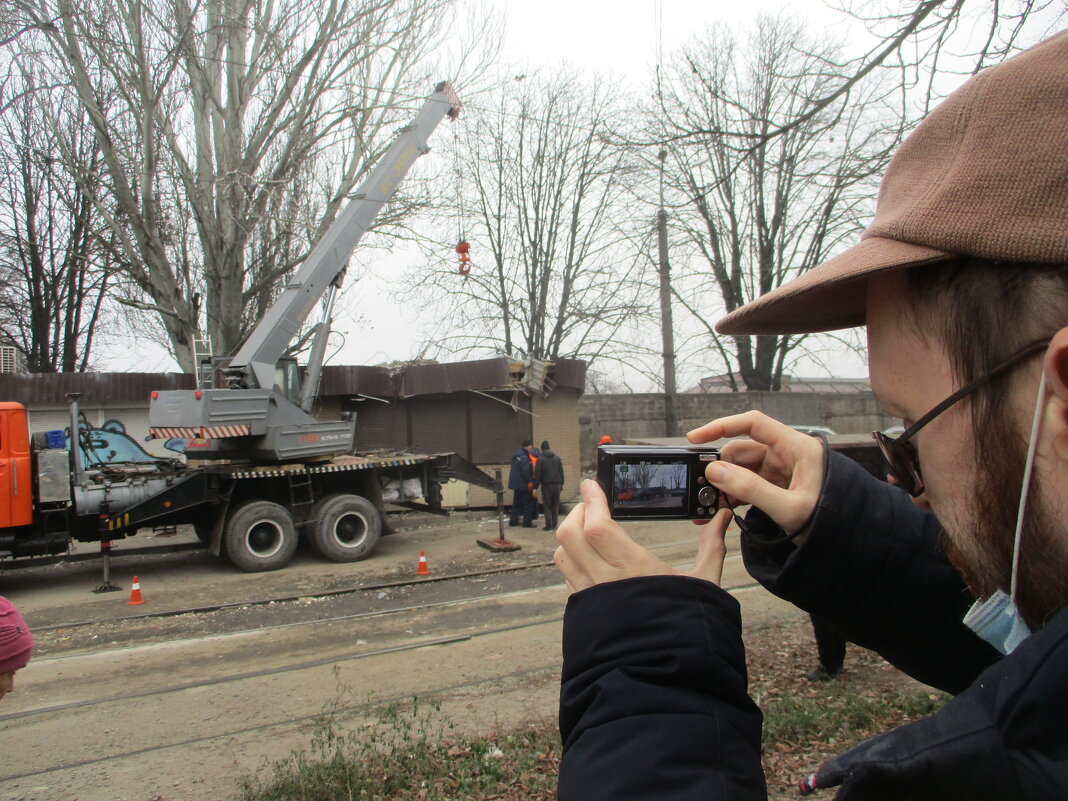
[553,479,733,594]
[556,411,829,594]
[689,410,827,540]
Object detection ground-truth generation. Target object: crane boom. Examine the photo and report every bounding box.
[228,81,460,391]
[149,82,460,462]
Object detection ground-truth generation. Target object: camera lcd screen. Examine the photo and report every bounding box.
[612,459,689,512]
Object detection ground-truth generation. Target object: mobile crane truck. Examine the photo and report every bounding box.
[0,82,497,574]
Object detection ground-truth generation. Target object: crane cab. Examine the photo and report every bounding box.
[0,402,33,528]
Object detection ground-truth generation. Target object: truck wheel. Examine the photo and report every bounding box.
[309,494,381,562]
[223,500,298,572]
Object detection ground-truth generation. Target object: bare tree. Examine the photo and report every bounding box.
[401,70,653,364]
[6,0,483,369]
[841,1,1065,116]
[653,16,905,391]
[630,461,657,492]
[0,72,112,372]
[661,0,1065,145]
[671,463,686,490]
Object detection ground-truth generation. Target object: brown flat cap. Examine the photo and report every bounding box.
[716,30,1068,336]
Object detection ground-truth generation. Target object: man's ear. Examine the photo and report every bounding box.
[1042,327,1068,462]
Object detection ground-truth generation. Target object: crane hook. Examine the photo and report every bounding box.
[456,240,472,275]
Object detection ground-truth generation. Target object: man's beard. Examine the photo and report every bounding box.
[942,417,1067,629]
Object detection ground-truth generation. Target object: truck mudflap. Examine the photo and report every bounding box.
[102,471,215,535]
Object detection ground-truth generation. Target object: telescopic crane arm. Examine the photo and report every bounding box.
[149,82,460,462]
[225,82,460,393]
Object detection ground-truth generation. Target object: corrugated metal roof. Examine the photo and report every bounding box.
[323,357,586,397]
[1,356,587,405]
[400,358,513,397]
[0,372,194,405]
[318,365,396,397]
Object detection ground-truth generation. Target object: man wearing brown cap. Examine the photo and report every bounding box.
[554,30,1068,801]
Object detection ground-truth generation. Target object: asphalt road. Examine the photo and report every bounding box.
[0,507,803,801]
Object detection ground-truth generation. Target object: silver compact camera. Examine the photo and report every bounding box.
[597,445,721,521]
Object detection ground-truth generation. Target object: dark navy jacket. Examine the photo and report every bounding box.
[508,447,534,491]
[558,448,1068,799]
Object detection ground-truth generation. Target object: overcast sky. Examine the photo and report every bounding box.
[325,0,867,382]
[490,0,848,79]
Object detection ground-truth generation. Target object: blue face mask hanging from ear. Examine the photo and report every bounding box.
[962,372,1047,656]
[963,589,1032,655]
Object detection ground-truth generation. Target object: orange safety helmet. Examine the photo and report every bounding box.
[598,435,613,445]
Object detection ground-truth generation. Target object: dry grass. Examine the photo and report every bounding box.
[239,619,946,801]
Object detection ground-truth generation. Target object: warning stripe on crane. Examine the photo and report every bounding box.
[226,455,427,480]
[106,513,131,531]
[149,424,251,439]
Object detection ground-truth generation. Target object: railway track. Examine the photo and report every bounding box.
[22,533,711,632]
[10,559,759,725]
[1,520,780,801]
[30,560,564,633]
[1,636,562,783]
[2,574,773,784]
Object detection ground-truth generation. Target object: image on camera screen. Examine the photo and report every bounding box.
[612,460,688,510]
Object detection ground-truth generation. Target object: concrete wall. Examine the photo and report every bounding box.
[579,392,895,467]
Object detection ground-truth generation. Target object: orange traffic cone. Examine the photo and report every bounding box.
[417,551,430,576]
[127,575,144,605]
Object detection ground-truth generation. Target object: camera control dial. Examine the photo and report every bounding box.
[697,485,717,508]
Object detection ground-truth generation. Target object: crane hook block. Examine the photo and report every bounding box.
[456,240,472,274]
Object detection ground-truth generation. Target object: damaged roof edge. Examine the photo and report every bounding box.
[325,356,587,398]
[0,357,588,405]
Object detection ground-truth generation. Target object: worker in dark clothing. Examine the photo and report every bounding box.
[533,440,565,531]
[529,443,541,523]
[507,440,535,528]
[553,33,1068,801]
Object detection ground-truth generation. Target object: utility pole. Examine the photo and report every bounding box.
[657,149,679,437]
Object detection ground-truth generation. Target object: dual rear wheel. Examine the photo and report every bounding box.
[222,493,381,572]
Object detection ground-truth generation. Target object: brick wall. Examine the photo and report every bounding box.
[533,390,581,502]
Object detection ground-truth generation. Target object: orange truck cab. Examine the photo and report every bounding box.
[0,402,34,528]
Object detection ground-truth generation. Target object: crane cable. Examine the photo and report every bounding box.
[453,118,471,276]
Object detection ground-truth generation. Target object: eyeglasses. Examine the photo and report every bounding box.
[872,338,1050,497]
